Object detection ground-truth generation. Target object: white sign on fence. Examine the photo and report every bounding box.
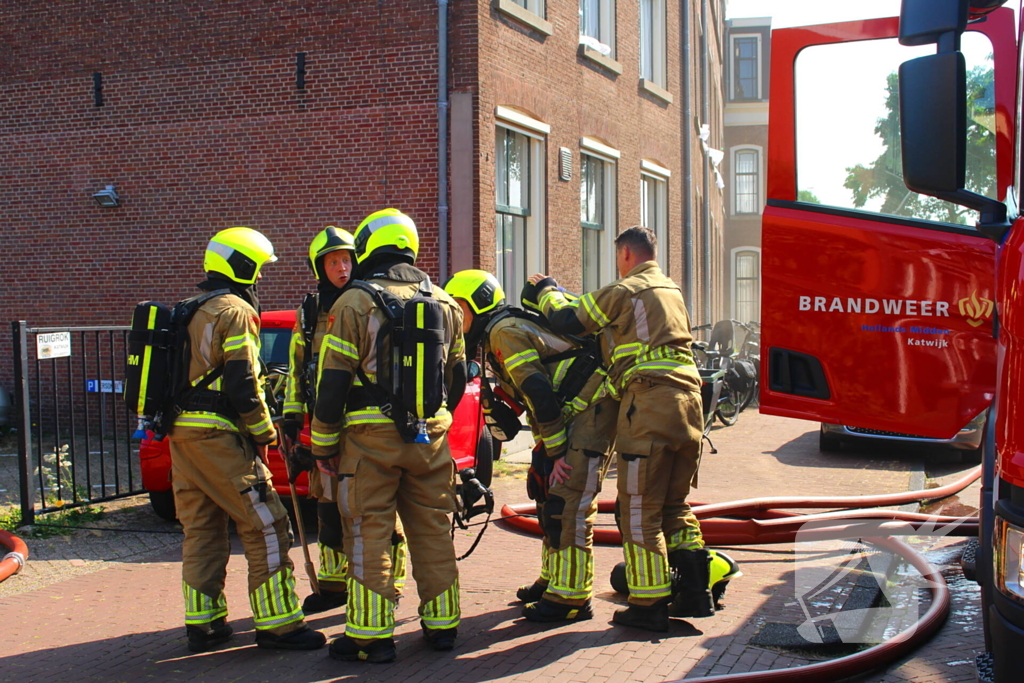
[36,331,71,359]
[85,379,123,394]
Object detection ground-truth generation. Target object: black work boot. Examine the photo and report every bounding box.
[421,623,458,651]
[522,597,594,623]
[668,548,716,619]
[612,598,671,632]
[328,635,397,663]
[515,580,548,603]
[186,618,233,653]
[255,626,326,650]
[302,587,348,614]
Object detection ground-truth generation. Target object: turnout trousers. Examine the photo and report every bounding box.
[538,397,617,606]
[336,422,460,640]
[170,429,307,635]
[614,379,705,606]
[309,469,407,594]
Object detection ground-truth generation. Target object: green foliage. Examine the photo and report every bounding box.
[0,504,104,538]
[797,189,822,204]
[843,67,996,224]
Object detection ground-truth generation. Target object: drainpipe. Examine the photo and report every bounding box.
[682,2,694,314]
[700,0,711,325]
[438,0,450,280]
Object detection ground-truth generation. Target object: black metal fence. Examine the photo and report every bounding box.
[12,321,143,524]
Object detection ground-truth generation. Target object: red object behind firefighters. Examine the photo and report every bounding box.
[0,530,28,583]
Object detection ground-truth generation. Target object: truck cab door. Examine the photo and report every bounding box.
[760,10,1015,438]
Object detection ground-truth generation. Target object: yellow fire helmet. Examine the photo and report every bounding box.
[308,225,355,280]
[444,269,506,315]
[353,208,419,265]
[203,227,278,285]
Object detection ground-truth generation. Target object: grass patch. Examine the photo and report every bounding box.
[494,461,530,480]
[0,504,105,539]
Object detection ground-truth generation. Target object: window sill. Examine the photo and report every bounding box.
[640,79,673,105]
[495,0,553,36]
[579,46,623,76]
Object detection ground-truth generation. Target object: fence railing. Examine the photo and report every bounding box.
[12,321,143,525]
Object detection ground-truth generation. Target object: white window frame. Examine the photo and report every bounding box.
[729,33,762,101]
[640,160,670,270]
[580,0,617,59]
[730,247,761,323]
[639,0,666,87]
[580,141,619,292]
[495,113,548,302]
[731,145,763,216]
[509,0,545,16]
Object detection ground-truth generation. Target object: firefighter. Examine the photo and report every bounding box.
[168,227,325,652]
[311,209,467,663]
[281,226,408,614]
[444,270,616,623]
[524,226,712,633]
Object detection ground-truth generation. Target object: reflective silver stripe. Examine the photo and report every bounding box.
[206,239,235,261]
[632,297,650,342]
[351,516,364,580]
[200,322,214,365]
[364,213,417,235]
[246,489,282,573]
[366,316,381,374]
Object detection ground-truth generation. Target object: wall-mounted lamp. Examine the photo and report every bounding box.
[92,185,120,207]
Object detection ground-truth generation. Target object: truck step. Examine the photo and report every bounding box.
[961,538,979,583]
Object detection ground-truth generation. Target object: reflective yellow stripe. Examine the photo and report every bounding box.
[539,289,573,311]
[345,578,395,638]
[311,429,340,446]
[505,349,540,371]
[183,582,228,624]
[552,358,572,391]
[344,408,393,426]
[420,578,460,629]
[247,417,273,436]
[318,543,348,582]
[250,568,303,630]
[580,293,610,326]
[175,411,238,431]
[547,546,593,600]
[542,428,567,450]
[282,401,305,413]
[137,306,158,414]
[623,542,671,597]
[416,303,425,418]
[223,332,257,353]
[612,342,645,361]
[323,334,359,360]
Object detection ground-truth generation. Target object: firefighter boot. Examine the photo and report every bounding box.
[522,597,594,623]
[612,597,671,632]
[329,635,397,663]
[421,622,458,651]
[668,548,715,619]
[302,587,348,615]
[254,626,327,650]
[186,618,233,653]
[516,580,548,604]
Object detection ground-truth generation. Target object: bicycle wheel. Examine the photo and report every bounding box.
[738,379,758,411]
[716,386,740,426]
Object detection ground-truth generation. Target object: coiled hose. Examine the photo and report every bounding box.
[0,529,29,583]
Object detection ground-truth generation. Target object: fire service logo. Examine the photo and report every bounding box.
[958,290,994,328]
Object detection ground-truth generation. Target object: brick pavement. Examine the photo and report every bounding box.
[0,412,984,683]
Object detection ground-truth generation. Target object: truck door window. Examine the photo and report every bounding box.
[795,33,996,228]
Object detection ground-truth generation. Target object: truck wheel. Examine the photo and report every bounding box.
[149,490,177,522]
[610,562,629,594]
[474,428,495,489]
[819,425,843,453]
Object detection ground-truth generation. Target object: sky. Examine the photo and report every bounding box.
[724,0,1015,211]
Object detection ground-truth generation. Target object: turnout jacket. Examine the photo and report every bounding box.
[282,300,330,417]
[309,265,466,459]
[483,313,610,459]
[537,261,700,397]
[170,293,276,444]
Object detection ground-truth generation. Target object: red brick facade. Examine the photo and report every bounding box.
[0,0,725,391]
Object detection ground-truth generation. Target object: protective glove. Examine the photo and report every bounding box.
[521,277,559,312]
[288,445,315,484]
[282,413,303,442]
[526,444,554,502]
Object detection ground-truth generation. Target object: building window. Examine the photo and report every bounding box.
[496,121,546,300]
[733,147,760,215]
[730,34,760,101]
[733,249,760,324]
[509,0,545,15]
[580,151,617,292]
[641,162,669,270]
[580,0,616,57]
[639,0,666,86]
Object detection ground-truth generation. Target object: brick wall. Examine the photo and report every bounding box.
[0,1,444,390]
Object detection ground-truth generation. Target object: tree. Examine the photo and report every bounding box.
[797,189,821,204]
[843,66,996,225]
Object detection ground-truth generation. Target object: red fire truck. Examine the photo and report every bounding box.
[761,1,1020,680]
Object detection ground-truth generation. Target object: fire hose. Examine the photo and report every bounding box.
[0,529,29,583]
[499,465,981,682]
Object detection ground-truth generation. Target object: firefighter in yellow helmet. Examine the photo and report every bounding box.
[311,209,466,663]
[281,226,408,614]
[524,226,711,633]
[168,227,325,652]
[445,270,616,622]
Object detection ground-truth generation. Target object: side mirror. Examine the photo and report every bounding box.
[467,360,482,381]
[899,0,968,47]
[899,52,966,195]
